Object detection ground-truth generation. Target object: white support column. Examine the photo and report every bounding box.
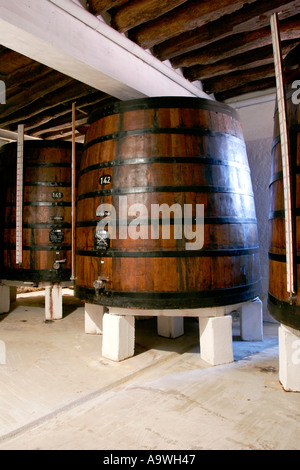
[199,315,234,366]
[85,303,104,335]
[45,284,63,320]
[157,316,184,339]
[240,297,263,341]
[279,324,300,392]
[102,313,135,362]
[0,285,10,314]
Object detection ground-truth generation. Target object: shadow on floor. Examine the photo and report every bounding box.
[1,292,84,320]
[134,317,278,363]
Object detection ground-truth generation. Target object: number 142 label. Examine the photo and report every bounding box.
[99,175,111,185]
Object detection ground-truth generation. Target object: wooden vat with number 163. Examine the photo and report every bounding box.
[0,140,82,283]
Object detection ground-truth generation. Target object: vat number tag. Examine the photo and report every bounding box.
[99,175,111,185]
[49,229,65,244]
[52,191,63,199]
[94,230,110,251]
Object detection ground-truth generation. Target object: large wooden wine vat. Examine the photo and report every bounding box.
[268,44,300,330]
[0,140,82,283]
[75,97,261,309]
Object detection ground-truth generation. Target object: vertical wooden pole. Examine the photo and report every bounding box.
[71,102,76,280]
[271,13,295,299]
[16,124,24,266]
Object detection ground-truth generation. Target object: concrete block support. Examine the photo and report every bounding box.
[102,313,135,362]
[45,284,63,320]
[240,297,263,341]
[85,303,104,335]
[9,286,17,303]
[157,316,184,338]
[0,285,10,314]
[199,315,234,366]
[279,324,300,392]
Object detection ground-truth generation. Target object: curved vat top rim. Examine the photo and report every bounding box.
[87,96,239,125]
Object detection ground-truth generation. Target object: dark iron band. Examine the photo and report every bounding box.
[76,216,258,228]
[87,96,239,123]
[74,280,262,309]
[77,184,254,201]
[0,140,82,155]
[83,126,244,152]
[271,124,300,152]
[268,210,285,220]
[4,244,71,251]
[0,268,72,283]
[25,162,72,168]
[268,252,300,263]
[22,201,71,207]
[271,135,281,151]
[76,247,260,258]
[78,155,249,177]
[269,166,300,186]
[269,208,300,220]
[4,223,71,229]
[24,181,71,187]
[268,293,300,331]
[4,201,72,207]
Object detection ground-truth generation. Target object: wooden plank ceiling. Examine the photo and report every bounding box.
[0,46,118,143]
[0,0,299,142]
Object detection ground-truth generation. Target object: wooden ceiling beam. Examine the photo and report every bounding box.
[202,63,275,94]
[0,82,103,127]
[0,47,33,76]
[111,0,187,34]
[184,40,298,82]
[0,0,206,100]
[171,15,300,68]
[31,116,87,138]
[40,128,82,141]
[25,95,118,139]
[87,0,129,15]
[22,90,106,132]
[0,71,73,121]
[5,63,52,95]
[215,77,276,101]
[153,0,298,61]
[23,95,117,135]
[128,0,255,49]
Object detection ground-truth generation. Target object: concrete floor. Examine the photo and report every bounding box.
[0,289,299,450]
